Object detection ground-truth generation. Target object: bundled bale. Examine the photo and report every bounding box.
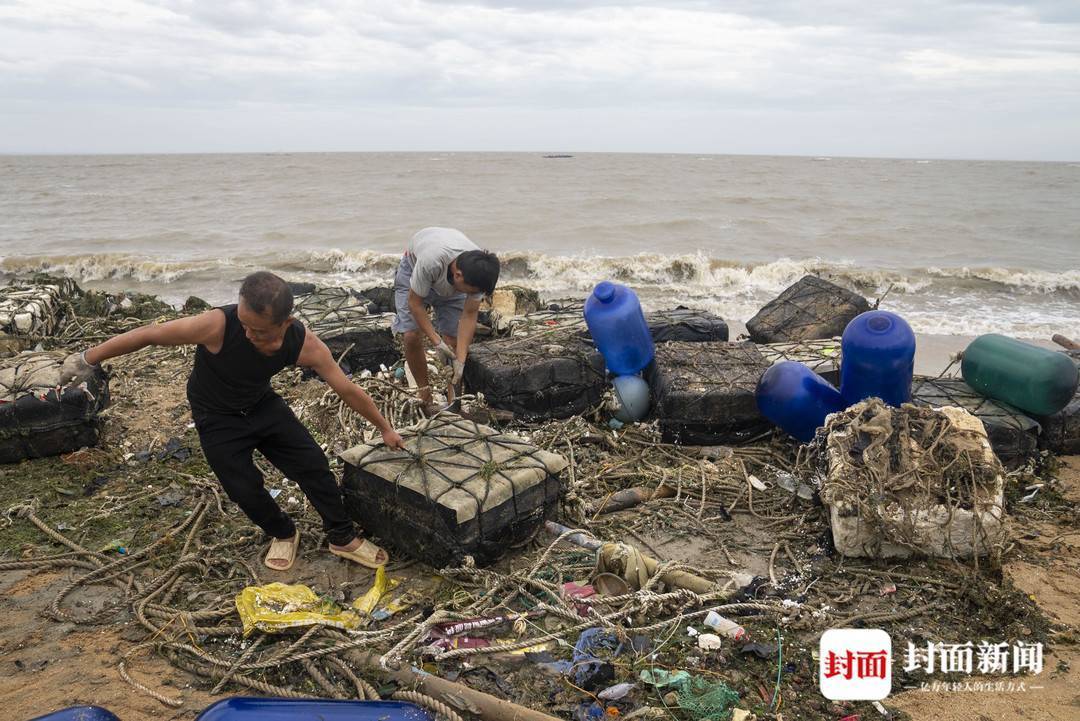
[463,332,605,420]
[649,341,772,444]
[0,352,110,463]
[746,275,870,343]
[911,377,1039,467]
[646,308,729,344]
[758,337,842,385]
[819,399,1006,560]
[340,415,567,567]
[0,277,79,344]
[358,286,395,314]
[293,288,398,375]
[1039,351,1080,454]
[502,300,588,339]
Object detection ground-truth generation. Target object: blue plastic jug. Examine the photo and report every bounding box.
[29,708,120,721]
[756,361,847,442]
[840,310,916,407]
[196,697,434,721]
[583,281,655,375]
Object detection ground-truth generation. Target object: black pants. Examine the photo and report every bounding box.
[193,393,355,546]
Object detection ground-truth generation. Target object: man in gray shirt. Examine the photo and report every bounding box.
[392,227,500,412]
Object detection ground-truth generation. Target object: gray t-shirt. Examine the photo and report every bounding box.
[406,227,485,300]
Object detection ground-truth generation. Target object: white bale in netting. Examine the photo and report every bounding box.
[0,280,77,337]
[820,398,1006,560]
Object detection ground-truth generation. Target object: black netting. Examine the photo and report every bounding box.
[746,275,870,343]
[294,288,399,374]
[646,308,728,344]
[911,377,1039,467]
[0,352,110,463]
[340,415,565,567]
[464,332,606,420]
[758,337,843,385]
[649,341,772,444]
[1038,352,1080,454]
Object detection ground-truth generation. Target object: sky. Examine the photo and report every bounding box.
[0,1,1078,159]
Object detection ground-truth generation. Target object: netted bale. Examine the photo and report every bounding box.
[0,351,110,463]
[758,337,842,386]
[0,277,79,339]
[911,377,1039,468]
[463,332,606,420]
[293,288,398,375]
[358,286,396,314]
[646,308,728,343]
[340,415,567,567]
[502,300,588,338]
[746,275,870,343]
[1038,351,1080,454]
[819,398,1006,560]
[649,341,772,444]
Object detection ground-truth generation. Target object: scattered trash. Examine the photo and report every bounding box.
[268,488,282,499]
[748,475,767,491]
[155,484,185,507]
[55,522,73,532]
[732,709,754,721]
[703,610,747,640]
[879,583,897,596]
[598,682,635,701]
[352,566,400,617]
[572,627,620,689]
[156,436,190,462]
[740,642,778,659]
[639,668,690,689]
[235,582,361,636]
[562,581,597,615]
[774,471,815,500]
[697,633,723,651]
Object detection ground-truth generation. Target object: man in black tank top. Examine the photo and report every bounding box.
[61,272,405,572]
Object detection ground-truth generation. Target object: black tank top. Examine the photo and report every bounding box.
[186,304,305,416]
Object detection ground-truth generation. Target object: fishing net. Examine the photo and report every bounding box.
[0,278,79,338]
[649,341,772,444]
[0,351,110,463]
[645,308,729,344]
[463,331,606,420]
[746,275,870,343]
[818,398,1006,561]
[676,677,740,721]
[758,337,842,385]
[911,377,1039,467]
[293,288,399,374]
[502,300,588,339]
[340,415,568,567]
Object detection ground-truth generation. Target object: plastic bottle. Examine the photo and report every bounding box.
[840,310,916,407]
[583,281,655,375]
[961,334,1079,417]
[756,361,847,442]
[703,610,747,641]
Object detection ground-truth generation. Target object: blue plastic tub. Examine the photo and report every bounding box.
[29,707,120,721]
[195,697,434,721]
[583,281,655,375]
[840,310,916,407]
[756,361,847,442]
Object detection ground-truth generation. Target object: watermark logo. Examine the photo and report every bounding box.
[819,628,893,700]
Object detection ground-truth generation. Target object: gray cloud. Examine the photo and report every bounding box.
[0,0,1076,158]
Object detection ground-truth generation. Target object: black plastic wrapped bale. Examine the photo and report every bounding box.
[746,275,871,343]
[1038,351,1080,454]
[294,288,399,375]
[340,415,568,567]
[758,337,842,386]
[463,333,606,420]
[0,352,110,463]
[646,308,728,343]
[649,341,772,444]
[503,300,589,339]
[911,377,1039,468]
[359,286,396,314]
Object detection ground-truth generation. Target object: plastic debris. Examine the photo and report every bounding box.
[598,682,635,701]
[352,565,400,617]
[639,668,690,688]
[572,627,620,688]
[703,610,747,640]
[697,633,723,651]
[235,582,361,636]
[740,642,778,659]
[732,710,754,721]
[562,581,597,616]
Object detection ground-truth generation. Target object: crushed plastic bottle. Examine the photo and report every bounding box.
[703,610,746,640]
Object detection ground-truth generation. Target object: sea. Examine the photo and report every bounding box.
[1,152,1078,340]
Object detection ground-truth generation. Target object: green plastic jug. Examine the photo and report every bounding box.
[961,334,1079,417]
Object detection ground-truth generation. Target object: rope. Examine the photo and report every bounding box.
[393,691,465,721]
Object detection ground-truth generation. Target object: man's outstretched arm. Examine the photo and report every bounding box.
[62,310,224,384]
[297,331,405,449]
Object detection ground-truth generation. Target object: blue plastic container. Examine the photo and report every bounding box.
[756,361,847,442]
[196,697,434,721]
[583,281,655,376]
[840,310,916,407]
[29,708,120,721]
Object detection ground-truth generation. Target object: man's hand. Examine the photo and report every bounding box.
[435,340,456,364]
[451,358,465,386]
[60,352,98,386]
[381,428,406,450]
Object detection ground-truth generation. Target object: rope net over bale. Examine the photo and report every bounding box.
[758,337,843,385]
[815,398,1007,563]
[746,275,870,344]
[0,278,79,337]
[340,415,568,567]
[293,288,399,374]
[0,351,110,463]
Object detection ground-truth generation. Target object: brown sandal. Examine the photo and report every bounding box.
[264,531,300,571]
[329,538,389,569]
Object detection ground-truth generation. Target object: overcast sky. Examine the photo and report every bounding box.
[1,1,1077,159]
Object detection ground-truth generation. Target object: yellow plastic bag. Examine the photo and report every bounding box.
[352,565,400,617]
[235,582,361,636]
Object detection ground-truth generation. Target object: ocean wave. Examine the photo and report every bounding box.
[0,254,228,284]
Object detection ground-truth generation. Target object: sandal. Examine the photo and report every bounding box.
[329,537,389,569]
[264,531,300,571]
